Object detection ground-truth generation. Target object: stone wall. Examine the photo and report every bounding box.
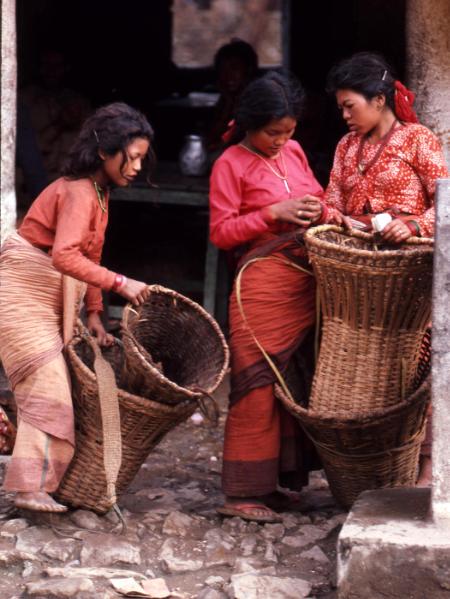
[0,0,17,243]
[407,0,450,166]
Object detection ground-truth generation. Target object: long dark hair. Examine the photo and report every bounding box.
[227,71,305,145]
[62,102,155,181]
[326,52,396,113]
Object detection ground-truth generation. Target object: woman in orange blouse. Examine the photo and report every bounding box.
[325,52,448,242]
[324,53,448,486]
[0,103,153,512]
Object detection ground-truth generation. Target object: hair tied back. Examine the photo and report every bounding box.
[394,81,419,123]
[222,119,237,143]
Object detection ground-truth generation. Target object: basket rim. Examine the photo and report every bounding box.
[275,370,430,429]
[66,336,195,415]
[305,225,434,258]
[121,284,230,398]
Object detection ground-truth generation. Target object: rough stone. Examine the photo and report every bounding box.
[300,545,330,565]
[261,523,285,542]
[197,589,229,599]
[177,487,207,504]
[70,509,106,531]
[233,557,276,576]
[204,528,237,566]
[80,533,141,566]
[407,0,450,164]
[158,538,203,573]
[45,566,147,580]
[42,538,79,562]
[338,488,450,599]
[25,577,95,597]
[320,513,347,534]
[281,514,299,530]
[205,575,226,589]
[239,534,258,557]
[162,510,195,537]
[22,560,35,577]
[15,526,57,553]
[230,573,312,599]
[282,525,328,549]
[0,518,29,538]
[221,517,248,534]
[1,0,17,241]
[204,528,236,551]
[0,549,37,565]
[263,541,278,563]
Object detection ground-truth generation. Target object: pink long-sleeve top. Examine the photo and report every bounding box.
[209,140,324,251]
[19,177,117,312]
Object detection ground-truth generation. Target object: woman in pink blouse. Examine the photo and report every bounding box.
[210,72,327,523]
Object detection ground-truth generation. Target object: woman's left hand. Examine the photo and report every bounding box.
[87,312,115,347]
[380,218,413,244]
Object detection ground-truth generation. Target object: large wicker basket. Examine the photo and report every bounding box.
[304,225,433,415]
[56,337,200,513]
[121,285,229,405]
[275,332,431,509]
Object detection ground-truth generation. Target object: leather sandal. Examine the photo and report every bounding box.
[217,502,283,523]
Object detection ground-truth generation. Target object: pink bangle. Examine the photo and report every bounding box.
[112,274,127,292]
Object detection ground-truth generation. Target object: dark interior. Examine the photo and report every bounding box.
[16,0,407,317]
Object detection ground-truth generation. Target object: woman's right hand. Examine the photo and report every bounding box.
[268,196,323,227]
[117,278,150,306]
[331,209,359,230]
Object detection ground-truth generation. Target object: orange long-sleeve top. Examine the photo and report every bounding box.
[19,177,117,312]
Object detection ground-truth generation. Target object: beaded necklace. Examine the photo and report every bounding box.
[356,119,398,176]
[92,180,107,213]
[239,143,291,193]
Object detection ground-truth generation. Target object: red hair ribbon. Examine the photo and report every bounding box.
[221,119,237,143]
[394,81,419,123]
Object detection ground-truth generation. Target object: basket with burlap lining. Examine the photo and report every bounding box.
[57,288,229,513]
[56,336,199,513]
[275,331,431,509]
[304,225,433,415]
[121,285,229,406]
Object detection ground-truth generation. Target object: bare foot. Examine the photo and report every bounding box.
[416,456,432,488]
[14,492,68,513]
[217,496,282,523]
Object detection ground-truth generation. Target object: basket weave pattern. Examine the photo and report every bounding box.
[273,226,433,507]
[305,226,433,415]
[275,334,431,508]
[57,339,197,513]
[57,286,229,513]
[121,286,229,405]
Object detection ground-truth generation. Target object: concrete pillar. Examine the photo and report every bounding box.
[0,0,17,244]
[406,0,450,166]
[431,178,450,523]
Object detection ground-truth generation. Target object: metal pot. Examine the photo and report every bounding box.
[179,134,208,176]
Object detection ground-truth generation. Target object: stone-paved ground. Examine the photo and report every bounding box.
[0,377,343,598]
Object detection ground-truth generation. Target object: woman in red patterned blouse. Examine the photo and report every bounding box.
[324,52,448,242]
[324,52,448,487]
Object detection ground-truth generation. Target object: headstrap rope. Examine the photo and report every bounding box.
[235,255,315,404]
